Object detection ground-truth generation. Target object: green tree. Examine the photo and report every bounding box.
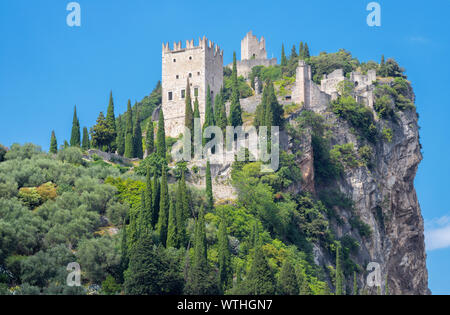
[124,235,183,295]
[214,87,227,132]
[145,120,154,156]
[82,127,90,151]
[299,42,304,59]
[278,260,299,295]
[304,43,310,59]
[124,100,134,158]
[157,165,169,246]
[116,116,125,156]
[184,78,194,138]
[228,52,243,127]
[245,241,276,295]
[218,214,231,292]
[335,245,344,295]
[106,91,117,152]
[254,80,284,129]
[385,273,389,295]
[175,175,187,248]
[141,167,153,233]
[91,112,114,150]
[133,108,143,159]
[156,109,166,159]
[166,197,177,248]
[70,106,81,147]
[203,85,215,130]
[205,160,213,210]
[353,271,358,295]
[281,44,287,67]
[193,96,200,120]
[152,168,161,227]
[49,131,58,154]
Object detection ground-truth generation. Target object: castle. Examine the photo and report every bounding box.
[162,37,223,138]
[292,60,376,112]
[161,32,376,137]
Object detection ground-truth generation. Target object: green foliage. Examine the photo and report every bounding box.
[330,143,360,169]
[184,78,194,140]
[157,165,169,246]
[254,80,284,129]
[91,112,115,152]
[124,235,184,295]
[358,145,374,169]
[70,106,81,147]
[50,131,58,154]
[308,49,359,84]
[101,274,121,295]
[331,96,377,143]
[156,109,166,159]
[382,127,393,143]
[124,100,134,158]
[57,147,84,165]
[116,116,125,156]
[214,88,227,133]
[145,120,154,156]
[228,52,244,127]
[349,217,372,238]
[378,57,406,78]
[278,259,299,295]
[335,245,344,295]
[106,91,117,152]
[249,66,282,89]
[218,213,232,292]
[205,161,213,210]
[242,242,276,295]
[82,127,90,151]
[133,108,144,159]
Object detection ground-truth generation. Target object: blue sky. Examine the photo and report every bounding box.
[0,0,449,294]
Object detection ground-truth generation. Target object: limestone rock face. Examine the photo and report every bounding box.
[296,97,429,294]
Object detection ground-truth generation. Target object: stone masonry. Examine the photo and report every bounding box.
[162,37,223,138]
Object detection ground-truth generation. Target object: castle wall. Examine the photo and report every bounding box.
[226,58,278,79]
[162,38,223,138]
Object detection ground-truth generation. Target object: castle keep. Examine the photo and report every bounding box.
[227,31,277,79]
[162,37,223,137]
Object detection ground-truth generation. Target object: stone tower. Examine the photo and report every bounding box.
[241,31,267,61]
[162,37,223,138]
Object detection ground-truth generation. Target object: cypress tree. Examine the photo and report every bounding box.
[299,42,304,59]
[203,85,215,130]
[70,106,81,147]
[106,91,117,152]
[175,177,187,248]
[218,213,231,292]
[166,197,177,248]
[63,140,69,149]
[152,168,161,227]
[124,100,134,158]
[156,109,166,159]
[157,165,169,246]
[245,240,276,295]
[145,120,154,156]
[184,78,194,137]
[180,170,190,220]
[133,108,143,159]
[353,271,358,295]
[49,130,58,154]
[228,52,243,127]
[304,43,310,59]
[214,88,227,132]
[335,245,344,295]
[193,206,207,270]
[281,44,287,67]
[82,127,90,151]
[193,96,200,120]
[142,167,153,232]
[205,160,213,210]
[298,271,312,295]
[278,260,299,295]
[116,116,125,156]
[290,45,298,60]
[120,219,129,282]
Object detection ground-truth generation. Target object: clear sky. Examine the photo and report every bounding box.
[0,0,449,294]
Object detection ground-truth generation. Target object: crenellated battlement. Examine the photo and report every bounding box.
[162,36,223,58]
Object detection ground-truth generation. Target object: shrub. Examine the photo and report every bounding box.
[57,147,84,165]
[18,187,43,209]
[358,145,374,169]
[330,143,360,169]
[382,128,393,143]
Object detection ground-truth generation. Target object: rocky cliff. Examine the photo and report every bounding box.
[288,84,429,294]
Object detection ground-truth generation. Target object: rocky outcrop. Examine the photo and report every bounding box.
[296,88,429,294]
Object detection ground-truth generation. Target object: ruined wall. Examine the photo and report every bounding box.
[241,31,267,60]
[228,58,278,79]
[162,37,223,137]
